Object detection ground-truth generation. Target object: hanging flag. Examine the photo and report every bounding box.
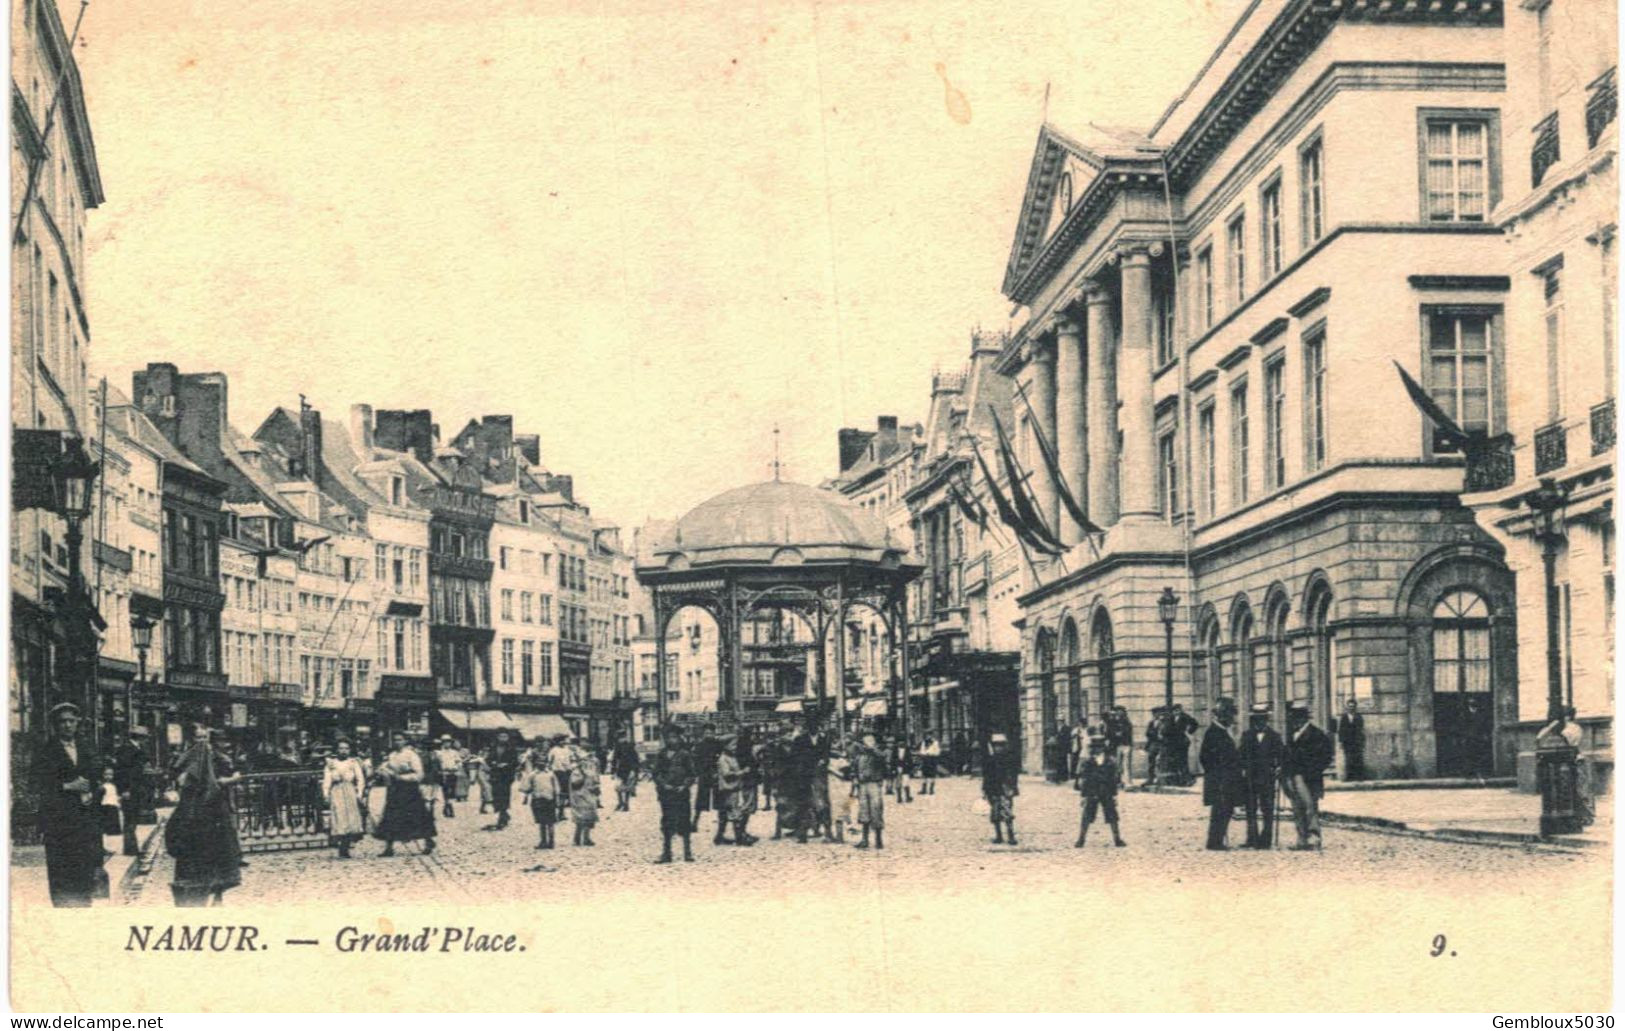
[1393,360,1470,452]
[970,437,1062,557]
[1012,382,1103,537]
[947,479,987,531]
[989,411,1067,552]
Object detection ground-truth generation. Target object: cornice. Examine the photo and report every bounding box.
[1189,369,1220,394]
[1164,1,1504,193]
[1216,344,1253,372]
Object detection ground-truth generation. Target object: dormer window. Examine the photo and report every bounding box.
[390,476,404,506]
[519,499,530,524]
[160,395,175,417]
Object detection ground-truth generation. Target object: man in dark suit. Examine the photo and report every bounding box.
[1166,704,1199,785]
[1199,697,1245,850]
[31,703,106,907]
[1238,703,1283,848]
[1282,703,1336,850]
[486,731,519,830]
[111,727,155,857]
[1337,700,1367,782]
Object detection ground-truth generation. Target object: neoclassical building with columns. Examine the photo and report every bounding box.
[997,0,1521,779]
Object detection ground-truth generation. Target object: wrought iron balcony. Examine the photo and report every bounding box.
[1464,433,1515,493]
[1534,421,1569,476]
[1587,67,1617,150]
[1531,112,1561,188]
[1591,398,1616,457]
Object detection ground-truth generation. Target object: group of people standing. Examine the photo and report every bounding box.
[1046,704,1200,789]
[1199,698,1336,851]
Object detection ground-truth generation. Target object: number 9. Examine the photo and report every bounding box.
[1430,934,1447,957]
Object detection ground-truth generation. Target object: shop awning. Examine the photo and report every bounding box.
[507,713,571,741]
[774,699,804,713]
[860,697,889,716]
[439,709,514,732]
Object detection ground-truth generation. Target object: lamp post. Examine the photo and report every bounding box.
[54,437,100,734]
[130,613,154,740]
[1527,477,1580,836]
[1157,587,1179,712]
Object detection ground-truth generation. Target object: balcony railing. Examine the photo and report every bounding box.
[1531,112,1561,188]
[1587,67,1617,150]
[1464,434,1515,493]
[1591,398,1616,457]
[1534,421,1569,476]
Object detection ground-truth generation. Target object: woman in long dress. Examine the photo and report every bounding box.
[569,745,601,847]
[167,724,244,907]
[372,733,436,857]
[322,738,366,859]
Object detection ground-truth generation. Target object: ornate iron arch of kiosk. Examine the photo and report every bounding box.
[637,481,923,744]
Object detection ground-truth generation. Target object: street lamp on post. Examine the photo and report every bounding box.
[1157,587,1179,713]
[54,438,100,732]
[1527,477,1580,836]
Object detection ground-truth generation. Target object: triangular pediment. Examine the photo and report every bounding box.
[1000,121,1162,301]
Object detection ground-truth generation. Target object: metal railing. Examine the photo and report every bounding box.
[228,771,332,852]
[1534,421,1569,476]
[1591,398,1616,457]
[1464,433,1516,493]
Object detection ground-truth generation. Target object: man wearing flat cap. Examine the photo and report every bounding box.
[112,725,156,857]
[32,703,106,906]
[1238,702,1284,848]
[1198,697,1245,850]
[1282,703,1335,850]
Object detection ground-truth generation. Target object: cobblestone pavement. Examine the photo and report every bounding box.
[130,774,1602,907]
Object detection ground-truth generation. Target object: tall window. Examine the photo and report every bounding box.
[1425,307,1501,449]
[1197,245,1215,330]
[500,589,514,621]
[1198,403,1217,519]
[1304,330,1327,472]
[521,640,534,691]
[1422,113,1495,222]
[1265,357,1287,489]
[1227,213,1247,306]
[375,543,387,581]
[1155,288,1176,367]
[1260,177,1283,279]
[1230,381,1251,506]
[1158,431,1179,521]
[538,643,553,688]
[1232,605,1256,709]
[1542,263,1565,422]
[1300,137,1325,244]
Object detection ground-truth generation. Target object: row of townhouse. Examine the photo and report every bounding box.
[826,0,1615,786]
[16,358,637,779]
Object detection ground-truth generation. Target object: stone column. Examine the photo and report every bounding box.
[1117,245,1160,521]
[1029,336,1059,536]
[1054,313,1086,546]
[1084,283,1119,527]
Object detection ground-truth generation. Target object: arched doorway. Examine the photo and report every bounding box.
[1431,588,1495,777]
[1035,628,1059,776]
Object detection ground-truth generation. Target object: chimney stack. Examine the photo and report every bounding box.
[350,404,374,451]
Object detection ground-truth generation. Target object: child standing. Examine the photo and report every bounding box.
[99,767,122,838]
[518,751,557,849]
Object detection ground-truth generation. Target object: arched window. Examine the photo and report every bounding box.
[1231,602,1255,710]
[1195,612,1222,712]
[1433,590,1491,693]
[1060,618,1083,727]
[1034,629,1059,754]
[1266,593,1292,713]
[1093,609,1116,712]
[1305,582,1334,721]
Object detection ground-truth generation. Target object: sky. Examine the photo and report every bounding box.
[76,0,1251,531]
